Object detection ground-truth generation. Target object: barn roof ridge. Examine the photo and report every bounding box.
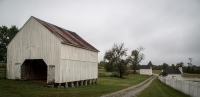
[31,16,99,52]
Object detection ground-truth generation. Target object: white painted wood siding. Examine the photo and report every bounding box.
[61,60,97,82]
[140,69,152,75]
[60,44,98,83]
[7,17,61,82]
[61,44,98,62]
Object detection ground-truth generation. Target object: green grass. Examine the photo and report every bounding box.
[152,70,162,74]
[137,78,190,97]
[183,73,200,78]
[0,67,6,79]
[98,69,112,77]
[0,74,150,97]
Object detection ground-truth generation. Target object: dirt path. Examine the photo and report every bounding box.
[101,74,157,97]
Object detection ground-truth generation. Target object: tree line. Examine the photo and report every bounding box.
[146,60,200,74]
[0,25,19,62]
[100,43,145,78]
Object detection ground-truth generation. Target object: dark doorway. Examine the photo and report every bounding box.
[21,59,47,81]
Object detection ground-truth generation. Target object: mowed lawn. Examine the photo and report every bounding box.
[0,74,150,97]
[137,78,190,97]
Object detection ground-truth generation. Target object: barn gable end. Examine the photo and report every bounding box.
[7,16,99,85]
[7,17,62,83]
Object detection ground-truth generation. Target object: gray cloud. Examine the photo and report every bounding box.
[0,0,199,65]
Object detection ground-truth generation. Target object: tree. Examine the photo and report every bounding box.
[147,61,153,66]
[104,43,128,78]
[185,58,194,73]
[188,58,193,66]
[176,62,184,68]
[128,46,145,74]
[162,62,169,69]
[104,49,115,71]
[171,64,175,69]
[98,61,106,69]
[0,25,19,62]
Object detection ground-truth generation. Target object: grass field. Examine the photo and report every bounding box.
[98,69,112,77]
[137,78,190,97]
[152,70,162,74]
[1,65,198,97]
[0,74,150,97]
[0,67,6,79]
[183,73,200,78]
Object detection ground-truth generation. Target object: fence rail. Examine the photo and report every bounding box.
[158,76,200,97]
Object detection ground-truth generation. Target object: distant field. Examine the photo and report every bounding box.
[152,70,162,74]
[98,69,112,77]
[183,73,200,78]
[137,78,190,97]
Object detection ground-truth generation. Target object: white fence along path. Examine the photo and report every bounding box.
[158,76,200,97]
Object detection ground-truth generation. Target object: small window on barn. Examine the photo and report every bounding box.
[75,47,79,53]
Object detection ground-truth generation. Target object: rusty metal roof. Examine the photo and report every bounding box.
[32,16,99,52]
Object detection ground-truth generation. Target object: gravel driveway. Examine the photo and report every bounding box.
[101,74,157,97]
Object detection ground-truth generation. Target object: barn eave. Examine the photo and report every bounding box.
[61,41,99,52]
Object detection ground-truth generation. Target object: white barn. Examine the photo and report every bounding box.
[7,16,99,87]
[140,65,152,75]
[162,67,183,78]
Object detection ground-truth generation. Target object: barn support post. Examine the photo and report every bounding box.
[95,79,98,84]
[75,81,79,87]
[91,79,94,85]
[58,83,61,88]
[79,81,83,86]
[84,80,87,85]
[87,79,91,85]
[70,82,74,88]
[65,82,68,88]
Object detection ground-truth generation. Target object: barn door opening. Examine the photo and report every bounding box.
[21,59,47,82]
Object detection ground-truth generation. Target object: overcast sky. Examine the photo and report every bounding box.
[0,0,200,66]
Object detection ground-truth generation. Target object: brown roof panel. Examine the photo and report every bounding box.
[32,16,99,52]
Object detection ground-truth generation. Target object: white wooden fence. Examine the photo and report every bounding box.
[158,76,200,97]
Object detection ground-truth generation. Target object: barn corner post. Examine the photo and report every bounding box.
[47,65,55,85]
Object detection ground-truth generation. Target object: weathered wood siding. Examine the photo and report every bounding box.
[7,17,61,83]
[60,44,98,83]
